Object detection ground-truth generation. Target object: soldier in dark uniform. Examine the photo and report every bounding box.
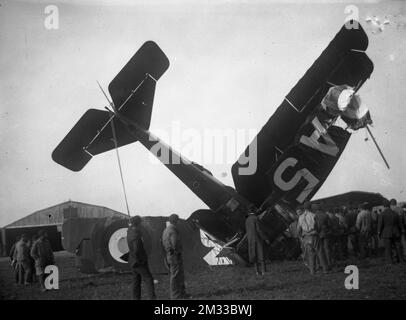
[245,210,269,275]
[370,207,379,256]
[9,236,20,284]
[14,234,32,285]
[336,207,349,260]
[127,216,156,300]
[30,230,54,292]
[313,203,332,271]
[297,201,328,274]
[347,206,360,257]
[356,203,372,259]
[378,200,404,264]
[327,208,340,264]
[28,235,38,283]
[162,214,190,299]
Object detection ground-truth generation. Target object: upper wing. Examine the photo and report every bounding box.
[231,22,374,208]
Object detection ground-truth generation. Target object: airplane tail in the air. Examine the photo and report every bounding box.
[52,41,170,171]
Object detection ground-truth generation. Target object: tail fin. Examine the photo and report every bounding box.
[52,41,169,171]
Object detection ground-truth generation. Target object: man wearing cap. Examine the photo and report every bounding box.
[30,230,54,292]
[9,236,21,283]
[378,200,404,264]
[13,234,32,285]
[296,206,307,265]
[390,199,406,258]
[356,203,372,259]
[245,209,269,275]
[162,214,189,299]
[297,201,328,274]
[370,207,379,256]
[402,204,406,259]
[347,206,360,257]
[327,208,340,264]
[313,203,332,271]
[336,207,349,260]
[127,216,156,300]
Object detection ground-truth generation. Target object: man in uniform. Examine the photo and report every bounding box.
[297,201,328,274]
[402,204,406,259]
[127,216,156,300]
[295,206,306,263]
[245,210,269,275]
[162,214,190,299]
[390,199,406,258]
[9,236,20,284]
[28,235,38,283]
[327,208,340,264]
[13,234,32,285]
[378,200,404,264]
[370,207,379,256]
[347,206,360,257]
[336,207,349,260]
[30,230,55,292]
[356,203,372,259]
[314,203,332,270]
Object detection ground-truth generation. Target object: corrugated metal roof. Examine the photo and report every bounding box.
[4,201,128,228]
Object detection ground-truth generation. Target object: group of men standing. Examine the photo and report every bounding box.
[126,214,190,300]
[296,198,406,274]
[128,197,406,299]
[9,230,55,292]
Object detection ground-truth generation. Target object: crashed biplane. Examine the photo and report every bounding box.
[52,21,375,272]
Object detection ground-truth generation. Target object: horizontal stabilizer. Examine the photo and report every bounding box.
[52,41,169,171]
[52,109,111,171]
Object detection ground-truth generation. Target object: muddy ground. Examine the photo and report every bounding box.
[1,251,405,300]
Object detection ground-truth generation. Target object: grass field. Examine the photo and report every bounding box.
[1,251,405,300]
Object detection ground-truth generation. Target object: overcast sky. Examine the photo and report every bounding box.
[1,0,405,227]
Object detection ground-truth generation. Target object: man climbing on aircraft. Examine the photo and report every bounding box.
[127,216,156,300]
[162,214,190,299]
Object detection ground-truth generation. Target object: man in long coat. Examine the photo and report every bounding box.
[245,210,268,275]
[297,201,329,274]
[30,230,54,292]
[378,200,404,264]
[162,214,190,299]
[13,234,32,285]
[127,215,156,300]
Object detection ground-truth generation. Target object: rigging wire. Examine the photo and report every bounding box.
[108,108,131,217]
[96,81,131,216]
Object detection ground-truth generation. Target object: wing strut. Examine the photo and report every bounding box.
[366,125,390,170]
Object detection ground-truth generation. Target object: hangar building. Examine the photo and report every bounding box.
[0,201,127,256]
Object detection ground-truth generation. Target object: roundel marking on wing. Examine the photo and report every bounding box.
[101,219,131,271]
[108,227,129,264]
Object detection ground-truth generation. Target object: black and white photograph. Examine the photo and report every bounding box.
[0,0,406,306]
